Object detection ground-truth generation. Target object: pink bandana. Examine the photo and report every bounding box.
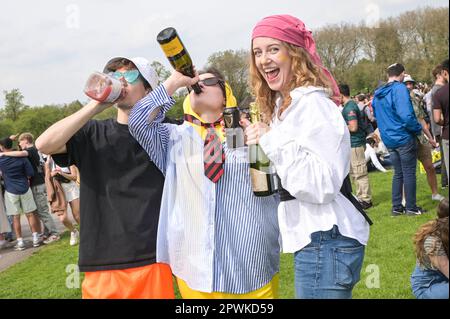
[252,15,340,104]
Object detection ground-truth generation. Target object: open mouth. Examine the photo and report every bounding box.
[265,68,280,81]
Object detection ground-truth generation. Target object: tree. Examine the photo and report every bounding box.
[14,105,65,139]
[206,50,251,105]
[396,6,449,82]
[93,106,117,121]
[2,89,28,121]
[374,21,403,67]
[165,95,185,120]
[62,100,83,117]
[312,6,448,93]
[360,24,377,62]
[315,23,363,83]
[347,59,382,94]
[151,61,171,82]
[0,119,15,139]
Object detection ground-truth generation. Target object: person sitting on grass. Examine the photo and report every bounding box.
[411,198,449,299]
[365,133,392,173]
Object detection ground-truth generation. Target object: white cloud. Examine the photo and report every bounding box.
[0,0,448,106]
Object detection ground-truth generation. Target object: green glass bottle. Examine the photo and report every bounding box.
[157,27,202,94]
[248,102,280,196]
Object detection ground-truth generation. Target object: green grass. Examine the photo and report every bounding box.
[0,169,446,299]
[351,169,446,299]
[0,232,82,298]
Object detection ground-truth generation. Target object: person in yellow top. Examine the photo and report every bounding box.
[128,67,280,299]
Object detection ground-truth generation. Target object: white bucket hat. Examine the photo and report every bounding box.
[403,74,416,84]
[104,56,159,90]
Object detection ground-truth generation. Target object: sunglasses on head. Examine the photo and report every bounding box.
[110,69,140,84]
[199,77,224,86]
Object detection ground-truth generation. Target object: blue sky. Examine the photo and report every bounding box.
[1,0,448,106]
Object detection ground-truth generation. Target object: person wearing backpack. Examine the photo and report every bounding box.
[357,94,375,135]
[340,84,373,209]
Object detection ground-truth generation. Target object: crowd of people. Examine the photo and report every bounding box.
[0,14,448,299]
[337,61,448,215]
[0,133,80,250]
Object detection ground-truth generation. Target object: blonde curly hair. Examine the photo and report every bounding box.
[249,41,333,123]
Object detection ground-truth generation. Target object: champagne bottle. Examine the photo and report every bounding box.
[157,27,202,94]
[248,103,280,196]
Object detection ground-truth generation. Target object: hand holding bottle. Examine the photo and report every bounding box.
[245,102,278,196]
[243,119,271,145]
[157,27,202,94]
[84,72,127,103]
[83,72,127,115]
[163,69,200,96]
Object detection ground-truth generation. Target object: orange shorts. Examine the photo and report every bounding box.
[82,263,174,299]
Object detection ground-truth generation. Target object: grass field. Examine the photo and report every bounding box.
[0,169,446,299]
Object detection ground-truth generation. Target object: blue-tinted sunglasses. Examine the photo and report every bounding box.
[110,69,140,84]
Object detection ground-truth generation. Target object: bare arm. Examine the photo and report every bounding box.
[433,109,444,126]
[56,165,78,182]
[36,100,113,155]
[347,119,358,133]
[419,118,437,147]
[430,255,449,278]
[0,150,29,158]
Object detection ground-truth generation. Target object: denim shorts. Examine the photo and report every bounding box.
[294,225,365,299]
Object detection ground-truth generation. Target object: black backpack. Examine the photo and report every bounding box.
[359,106,374,136]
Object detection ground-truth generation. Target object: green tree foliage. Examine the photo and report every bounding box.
[206,49,251,106]
[62,100,83,117]
[347,59,381,95]
[0,119,15,139]
[0,6,447,136]
[374,21,403,66]
[314,6,448,92]
[151,61,171,82]
[92,106,117,121]
[165,95,185,121]
[1,89,28,121]
[0,99,86,139]
[315,23,363,82]
[14,105,65,139]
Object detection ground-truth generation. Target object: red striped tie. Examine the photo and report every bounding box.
[203,124,225,183]
[184,115,225,183]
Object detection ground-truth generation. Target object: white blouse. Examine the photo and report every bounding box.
[259,86,370,253]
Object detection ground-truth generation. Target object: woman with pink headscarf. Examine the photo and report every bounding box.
[243,15,371,299]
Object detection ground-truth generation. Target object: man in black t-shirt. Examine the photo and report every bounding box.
[433,59,449,178]
[0,133,59,242]
[36,56,197,299]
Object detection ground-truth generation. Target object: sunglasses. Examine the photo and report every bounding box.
[199,77,224,87]
[110,69,140,84]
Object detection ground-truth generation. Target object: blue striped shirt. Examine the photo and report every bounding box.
[129,85,280,294]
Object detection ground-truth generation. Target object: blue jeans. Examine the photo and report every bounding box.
[388,139,418,211]
[294,225,365,299]
[411,265,449,299]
